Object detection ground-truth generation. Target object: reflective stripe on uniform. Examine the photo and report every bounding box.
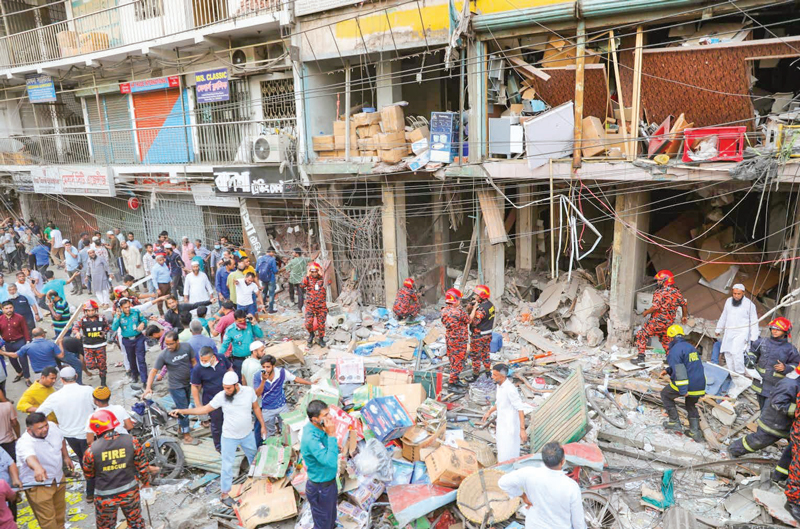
[751,383,762,394]
[687,389,705,396]
[789,404,797,416]
[674,380,689,386]
[776,465,789,475]
[94,480,137,497]
[757,419,789,439]
[741,436,755,452]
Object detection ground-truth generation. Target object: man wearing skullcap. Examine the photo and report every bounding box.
[715,283,759,374]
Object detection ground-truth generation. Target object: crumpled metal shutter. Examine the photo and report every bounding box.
[133,88,193,164]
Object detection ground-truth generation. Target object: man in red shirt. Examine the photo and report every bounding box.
[211,302,236,341]
[0,300,31,389]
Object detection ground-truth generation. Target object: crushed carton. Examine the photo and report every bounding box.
[361,396,413,443]
[347,479,385,510]
[353,111,381,127]
[235,480,297,528]
[391,459,415,486]
[328,405,363,451]
[402,421,446,462]
[381,105,405,132]
[381,383,427,417]
[267,341,305,365]
[424,441,478,488]
[250,441,292,479]
[408,150,431,171]
[280,407,308,446]
[338,501,369,529]
[416,398,447,433]
[352,384,382,409]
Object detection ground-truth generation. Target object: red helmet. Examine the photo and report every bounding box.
[82,300,98,311]
[113,286,126,294]
[445,288,462,305]
[474,285,491,300]
[654,270,675,286]
[769,317,793,335]
[308,262,322,273]
[88,409,119,437]
[403,278,415,288]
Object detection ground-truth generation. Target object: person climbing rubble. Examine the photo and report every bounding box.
[441,288,470,390]
[392,278,421,321]
[634,270,688,365]
[729,366,800,482]
[746,317,800,410]
[302,262,328,348]
[467,285,494,382]
[660,324,704,442]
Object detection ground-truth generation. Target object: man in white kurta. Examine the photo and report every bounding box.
[715,283,759,374]
[482,363,526,463]
[183,261,214,304]
[121,241,145,280]
[498,442,586,529]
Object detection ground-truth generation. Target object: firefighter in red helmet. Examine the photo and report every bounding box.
[392,278,421,321]
[441,288,470,390]
[745,317,800,410]
[302,262,328,348]
[634,270,688,365]
[467,285,494,381]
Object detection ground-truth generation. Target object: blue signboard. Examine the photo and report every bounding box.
[195,68,230,103]
[25,74,57,103]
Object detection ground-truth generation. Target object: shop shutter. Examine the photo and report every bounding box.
[141,196,204,244]
[84,93,136,164]
[91,197,147,239]
[133,88,193,164]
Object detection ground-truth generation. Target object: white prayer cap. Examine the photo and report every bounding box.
[222,372,239,385]
[731,284,746,292]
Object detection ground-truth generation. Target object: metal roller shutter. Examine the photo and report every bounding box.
[133,89,193,164]
[84,94,136,164]
[141,196,204,245]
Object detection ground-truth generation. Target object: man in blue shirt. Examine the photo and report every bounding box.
[186,320,218,360]
[11,327,63,380]
[256,249,279,314]
[30,242,50,275]
[190,346,231,452]
[125,232,142,251]
[215,259,233,303]
[111,298,149,385]
[0,274,9,304]
[151,254,172,315]
[63,240,83,295]
[300,400,339,529]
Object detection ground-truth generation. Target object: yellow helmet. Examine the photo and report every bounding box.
[666,324,684,338]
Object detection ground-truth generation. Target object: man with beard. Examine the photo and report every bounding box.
[634,270,689,364]
[169,371,266,506]
[715,283,759,374]
[84,249,114,307]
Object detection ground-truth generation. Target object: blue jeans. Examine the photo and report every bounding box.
[169,387,191,434]
[712,341,721,365]
[220,434,257,493]
[266,280,276,312]
[237,303,257,316]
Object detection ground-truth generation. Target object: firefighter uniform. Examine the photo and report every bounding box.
[730,376,800,476]
[441,289,470,386]
[783,387,800,522]
[302,266,328,346]
[83,414,150,529]
[635,273,687,358]
[393,280,421,321]
[747,335,800,410]
[469,287,495,377]
[660,329,704,441]
[74,313,111,386]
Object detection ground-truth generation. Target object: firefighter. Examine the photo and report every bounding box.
[729,371,800,482]
[634,270,688,365]
[441,288,470,390]
[392,278,421,321]
[82,409,151,529]
[467,285,494,381]
[660,324,704,442]
[72,300,111,386]
[302,262,328,348]
[746,317,800,410]
[784,388,800,522]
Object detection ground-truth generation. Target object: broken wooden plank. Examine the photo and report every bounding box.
[477,189,508,245]
[507,55,551,81]
[518,328,566,356]
[528,367,588,452]
[752,489,800,528]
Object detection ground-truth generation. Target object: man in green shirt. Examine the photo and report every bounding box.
[300,400,339,529]
[111,298,149,385]
[225,261,246,305]
[285,248,310,311]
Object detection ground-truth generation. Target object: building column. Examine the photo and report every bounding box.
[382,182,408,306]
[19,193,33,223]
[239,199,270,256]
[516,184,537,271]
[479,188,505,311]
[317,186,340,300]
[376,57,402,108]
[395,182,409,282]
[608,189,651,345]
[433,185,450,294]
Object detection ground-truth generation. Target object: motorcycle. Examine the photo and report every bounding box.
[130,399,185,480]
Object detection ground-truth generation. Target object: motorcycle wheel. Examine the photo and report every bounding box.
[153,440,185,480]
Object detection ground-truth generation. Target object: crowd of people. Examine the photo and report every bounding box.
[0,219,329,528]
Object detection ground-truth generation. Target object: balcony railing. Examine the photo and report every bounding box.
[0,118,296,166]
[0,0,281,70]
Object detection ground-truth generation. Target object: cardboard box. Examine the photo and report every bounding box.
[381,105,405,132]
[401,421,446,461]
[334,120,347,136]
[381,383,426,417]
[347,479,384,510]
[336,357,365,384]
[379,147,409,164]
[411,138,429,156]
[313,135,335,152]
[375,131,406,150]
[328,405,362,450]
[235,481,297,528]
[80,32,110,53]
[424,443,478,488]
[353,112,381,127]
[360,150,378,157]
[408,150,430,171]
[266,341,305,365]
[280,407,308,446]
[357,124,382,139]
[581,116,606,157]
[361,396,413,442]
[407,126,430,144]
[250,443,292,479]
[376,370,413,386]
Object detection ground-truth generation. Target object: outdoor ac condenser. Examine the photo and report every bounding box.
[252,134,287,164]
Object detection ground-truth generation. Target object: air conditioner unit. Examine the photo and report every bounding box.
[230,46,267,74]
[252,134,288,164]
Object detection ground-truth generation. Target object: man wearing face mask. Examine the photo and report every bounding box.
[300,400,339,529]
[221,310,264,380]
[715,284,759,374]
[190,347,231,452]
[209,244,224,278]
[302,263,328,348]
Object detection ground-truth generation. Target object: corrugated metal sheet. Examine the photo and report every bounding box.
[85,93,136,164]
[133,88,193,164]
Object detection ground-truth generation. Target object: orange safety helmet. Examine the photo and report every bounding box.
[88,409,119,437]
[82,300,98,311]
[769,317,793,336]
[474,285,491,300]
[654,270,675,286]
[403,278,415,289]
[308,262,322,273]
[445,288,462,305]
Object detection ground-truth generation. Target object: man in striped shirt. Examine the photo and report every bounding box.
[45,290,70,339]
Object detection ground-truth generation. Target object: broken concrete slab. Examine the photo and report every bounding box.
[533,282,565,319]
[752,489,799,527]
[724,486,760,523]
[518,328,565,356]
[711,400,737,426]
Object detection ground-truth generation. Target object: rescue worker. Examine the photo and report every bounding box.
[729,370,800,482]
[392,278,421,321]
[467,285,494,381]
[441,288,470,390]
[82,409,151,529]
[634,270,689,364]
[746,317,800,410]
[302,262,327,348]
[660,324,704,442]
[784,385,800,522]
[72,300,111,386]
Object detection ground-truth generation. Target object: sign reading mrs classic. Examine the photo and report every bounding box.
[195,68,229,103]
[213,166,298,197]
